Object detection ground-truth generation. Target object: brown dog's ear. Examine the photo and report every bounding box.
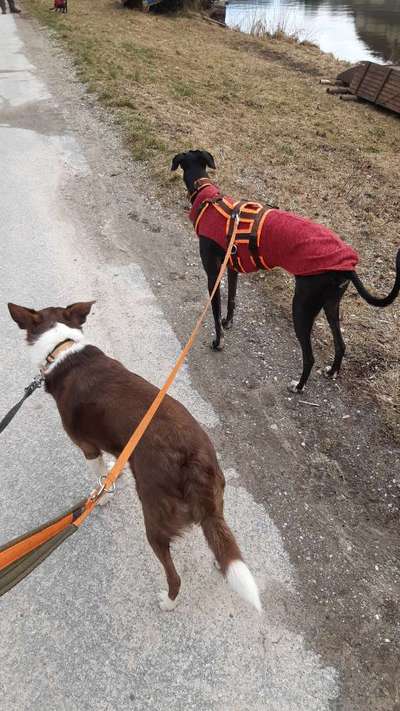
[197,150,216,170]
[8,303,41,330]
[171,153,186,171]
[64,301,96,326]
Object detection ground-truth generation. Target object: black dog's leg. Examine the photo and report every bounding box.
[323,298,345,379]
[222,268,238,330]
[199,237,224,350]
[289,278,324,392]
[209,270,224,350]
[290,296,320,392]
[323,281,349,379]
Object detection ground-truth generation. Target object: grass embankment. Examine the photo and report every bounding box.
[29,0,400,434]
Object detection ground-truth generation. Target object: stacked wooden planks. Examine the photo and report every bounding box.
[348,62,400,115]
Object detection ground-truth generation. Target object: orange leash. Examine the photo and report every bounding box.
[0,211,241,576]
[73,209,241,526]
[0,509,79,570]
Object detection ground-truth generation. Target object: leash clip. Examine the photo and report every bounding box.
[0,374,45,436]
[25,375,44,396]
[90,476,116,502]
[228,209,240,256]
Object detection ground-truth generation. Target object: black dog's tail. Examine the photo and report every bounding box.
[350,248,400,307]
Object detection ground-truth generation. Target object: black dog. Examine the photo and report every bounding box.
[172,149,400,391]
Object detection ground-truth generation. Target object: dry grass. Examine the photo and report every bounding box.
[29,0,400,435]
[245,10,317,46]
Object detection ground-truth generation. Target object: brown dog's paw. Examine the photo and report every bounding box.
[158,590,179,612]
[287,379,304,393]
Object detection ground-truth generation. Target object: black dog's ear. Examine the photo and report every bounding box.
[171,153,186,171]
[198,150,216,170]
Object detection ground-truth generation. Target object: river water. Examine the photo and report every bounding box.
[225,0,400,63]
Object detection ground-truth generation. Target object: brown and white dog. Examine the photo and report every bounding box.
[8,300,261,613]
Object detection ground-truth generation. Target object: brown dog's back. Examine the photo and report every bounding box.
[46,345,223,529]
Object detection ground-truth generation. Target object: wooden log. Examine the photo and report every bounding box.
[326,86,353,95]
[320,79,334,85]
[340,94,359,102]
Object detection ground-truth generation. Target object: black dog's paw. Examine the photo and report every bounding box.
[287,379,304,393]
[211,337,224,351]
[323,366,339,380]
[222,318,233,330]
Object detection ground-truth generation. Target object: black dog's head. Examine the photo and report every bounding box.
[171,150,216,195]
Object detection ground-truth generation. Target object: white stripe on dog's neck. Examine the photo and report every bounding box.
[30,322,87,372]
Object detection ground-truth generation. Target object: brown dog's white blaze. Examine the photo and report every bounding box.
[7,301,96,372]
[8,300,262,612]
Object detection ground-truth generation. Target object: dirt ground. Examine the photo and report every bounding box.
[135,183,400,711]
[15,5,400,709]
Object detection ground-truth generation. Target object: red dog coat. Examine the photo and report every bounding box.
[189,183,359,276]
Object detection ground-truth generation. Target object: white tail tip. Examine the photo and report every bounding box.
[226,560,262,612]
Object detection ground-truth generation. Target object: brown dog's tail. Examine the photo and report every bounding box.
[350,248,400,307]
[201,515,262,612]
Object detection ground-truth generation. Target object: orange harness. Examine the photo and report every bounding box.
[191,180,360,277]
[191,181,274,273]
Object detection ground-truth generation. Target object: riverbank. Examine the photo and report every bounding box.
[28,0,400,434]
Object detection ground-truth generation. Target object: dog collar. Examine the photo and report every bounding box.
[188,178,214,203]
[43,339,76,368]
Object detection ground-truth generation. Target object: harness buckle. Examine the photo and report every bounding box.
[227,209,241,260]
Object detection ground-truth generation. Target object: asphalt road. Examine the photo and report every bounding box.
[0,15,339,711]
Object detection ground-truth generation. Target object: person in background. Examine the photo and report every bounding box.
[1,0,21,13]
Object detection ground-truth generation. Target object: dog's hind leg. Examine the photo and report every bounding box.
[222,268,238,330]
[323,284,348,379]
[199,238,224,350]
[289,284,324,392]
[144,522,181,611]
